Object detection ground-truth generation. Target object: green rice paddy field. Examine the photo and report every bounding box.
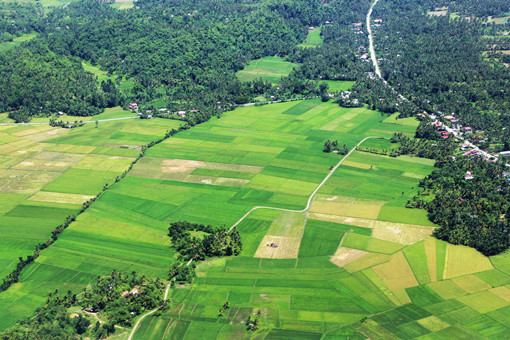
[1,99,510,339]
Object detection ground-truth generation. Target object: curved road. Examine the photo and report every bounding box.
[127,283,171,340]
[229,136,384,230]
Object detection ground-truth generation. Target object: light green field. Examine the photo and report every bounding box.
[298,27,323,48]
[0,33,37,52]
[383,112,420,127]
[236,56,299,83]
[2,99,510,339]
[81,61,117,84]
[111,0,134,10]
[319,80,356,92]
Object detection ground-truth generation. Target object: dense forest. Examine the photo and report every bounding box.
[0,0,375,121]
[410,157,510,256]
[0,2,43,43]
[368,0,510,150]
[0,271,165,339]
[167,221,242,284]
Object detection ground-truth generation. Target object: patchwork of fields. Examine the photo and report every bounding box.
[0,115,182,328]
[1,99,510,339]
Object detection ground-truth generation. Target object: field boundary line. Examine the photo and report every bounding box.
[229,136,385,231]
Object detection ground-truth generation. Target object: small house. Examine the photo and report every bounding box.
[465,171,474,180]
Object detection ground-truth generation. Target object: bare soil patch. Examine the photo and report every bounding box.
[330,247,368,267]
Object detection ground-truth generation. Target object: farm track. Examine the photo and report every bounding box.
[127,283,171,340]
[129,136,384,340]
[229,136,384,231]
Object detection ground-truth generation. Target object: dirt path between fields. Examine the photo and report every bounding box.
[229,136,384,231]
[127,283,171,340]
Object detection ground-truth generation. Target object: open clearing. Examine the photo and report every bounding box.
[235,56,299,83]
[298,26,323,48]
[2,99,510,339]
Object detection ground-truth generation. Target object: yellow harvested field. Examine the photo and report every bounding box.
[28,191,95,205]
[308,212,376,229]
[330,247,368,267]
[346,204,381,219]
[417,316,449,332]
[452,275,491,294]
[342,160,375,170]
[311,201,349,215]
[424,237,437,282]
[373,252,419,291]
[254,235,301,259]
[489,286,510,302]
[310,200,382,220]
[344,252,390,273]
[12,126,54,137]
[372,221,435,245]
[0,139,37,154]
[443,243,493,279]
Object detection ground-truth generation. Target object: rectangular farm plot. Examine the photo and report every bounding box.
[297,225,344,257]
[28,192,95,205]
[72,155,134,172]
[130,157,261,187]
[457,291,509,314]
[254,211,306,259]
[41,169,122,195]
[0,169,62,195]
[373,252,419,291]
